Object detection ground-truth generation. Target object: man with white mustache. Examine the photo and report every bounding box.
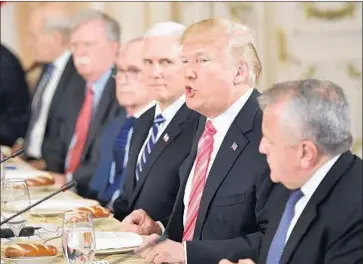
[44,10,124,197]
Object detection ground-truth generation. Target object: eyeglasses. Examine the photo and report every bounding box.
[113,67,142,82]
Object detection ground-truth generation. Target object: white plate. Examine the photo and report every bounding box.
[94,232,142,255]
[2,255,59,264]
[6,199,99,216]
[3,169,50,180]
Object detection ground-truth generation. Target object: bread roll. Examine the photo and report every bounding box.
[4,243,57,258]
[26,174,55,186]
[75,205,111,218]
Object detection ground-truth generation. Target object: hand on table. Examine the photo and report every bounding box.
[219,259,256,264]
[135,233,185,264]
[121,209,161,235]
[28,159,46,170]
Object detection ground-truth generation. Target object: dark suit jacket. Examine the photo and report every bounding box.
[44,72,123,196]
[258,151,363,264]
[165,90,274,263]
[0,44,30,146]
[113,103,200,223]
[86,112,127,200]
[24,55,77,160]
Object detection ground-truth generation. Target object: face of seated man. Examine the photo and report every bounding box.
[114,40,151,113]
[70,18,118,83]
[142,34,185,110]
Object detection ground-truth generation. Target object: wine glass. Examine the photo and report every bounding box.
[1,178,31,238]
[62,211,96,264]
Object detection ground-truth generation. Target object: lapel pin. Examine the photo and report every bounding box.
[231,142,238,151]
[163,133,169,142]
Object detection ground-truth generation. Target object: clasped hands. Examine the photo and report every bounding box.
[121,209,255,264]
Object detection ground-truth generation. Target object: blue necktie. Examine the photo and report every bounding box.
[135,114,165,181]
[266,189,304,264]
[98,116,136,203]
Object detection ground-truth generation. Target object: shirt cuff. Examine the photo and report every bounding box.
[156,221,165,235]
[183,241,188,264]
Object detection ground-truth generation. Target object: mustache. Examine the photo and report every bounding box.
[74,56,91,65]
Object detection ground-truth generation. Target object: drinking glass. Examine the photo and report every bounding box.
[1,178,30,238]
[62,211,96,264]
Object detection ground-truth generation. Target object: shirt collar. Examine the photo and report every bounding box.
[154,94,186,121]
[53,50,71,68]
[300,154,341,198]
[132,100,156,119]
[87,66,113,92]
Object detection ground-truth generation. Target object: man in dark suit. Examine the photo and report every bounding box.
[12,4,77,169]
[112,21,200,224]
[122,18,274,264]
[86,37,154,208]
[43,10,123,197]
[0,44,30,147]
[221,79,362,264]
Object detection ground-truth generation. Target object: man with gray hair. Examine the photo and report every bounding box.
[112,21,200,226]
[221,78,362,264]
[13,3,77,169]
[44,9,123,197]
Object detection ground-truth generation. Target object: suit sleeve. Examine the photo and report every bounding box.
[185,167,275,263]
[325,202,363,264]
[43,110,68,173]
[0,48,30,146]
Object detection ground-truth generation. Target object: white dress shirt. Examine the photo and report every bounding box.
[107,101,156,209]
[135,95,186,170]
[285,154,341,243]
[183,88,253,225]
[27,51,71,158]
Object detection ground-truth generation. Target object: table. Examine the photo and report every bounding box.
[0,147,150,263]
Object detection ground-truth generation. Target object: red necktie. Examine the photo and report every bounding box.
[66,86,94,174]
[183,120,216,241]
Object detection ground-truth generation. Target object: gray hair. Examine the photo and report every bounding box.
[70,10,120,43]
[43,16,71,43]
[258,78,353,156]
[144,21,186,39]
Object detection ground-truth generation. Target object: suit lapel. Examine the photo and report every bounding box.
[47,57,74,120]
[193,91,260,238]
[130,104,190,207]
[280,151,355,264]
[124,107,155,198]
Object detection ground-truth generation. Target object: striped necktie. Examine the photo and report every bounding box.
[135,114,165,181]
[183,120,216,241]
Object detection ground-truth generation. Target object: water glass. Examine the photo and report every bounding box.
[1,178,30,238]
[62,211,96,264]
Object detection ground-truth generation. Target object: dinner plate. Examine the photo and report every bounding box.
[6,199,99,216]
[94,232,142,255]
[2,254,60,264]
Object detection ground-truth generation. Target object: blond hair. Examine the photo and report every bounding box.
[181,18,261,87]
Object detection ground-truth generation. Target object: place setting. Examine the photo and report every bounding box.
[0,178,144,264]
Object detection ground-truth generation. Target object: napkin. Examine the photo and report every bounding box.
[95,231,142,250]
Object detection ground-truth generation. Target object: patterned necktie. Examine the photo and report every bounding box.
[183,120,217,241]
[66,86,94,174]
[135,114,165,181]
[24,64,55,153]
[98,116,136,203]
[266,189,304,264]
